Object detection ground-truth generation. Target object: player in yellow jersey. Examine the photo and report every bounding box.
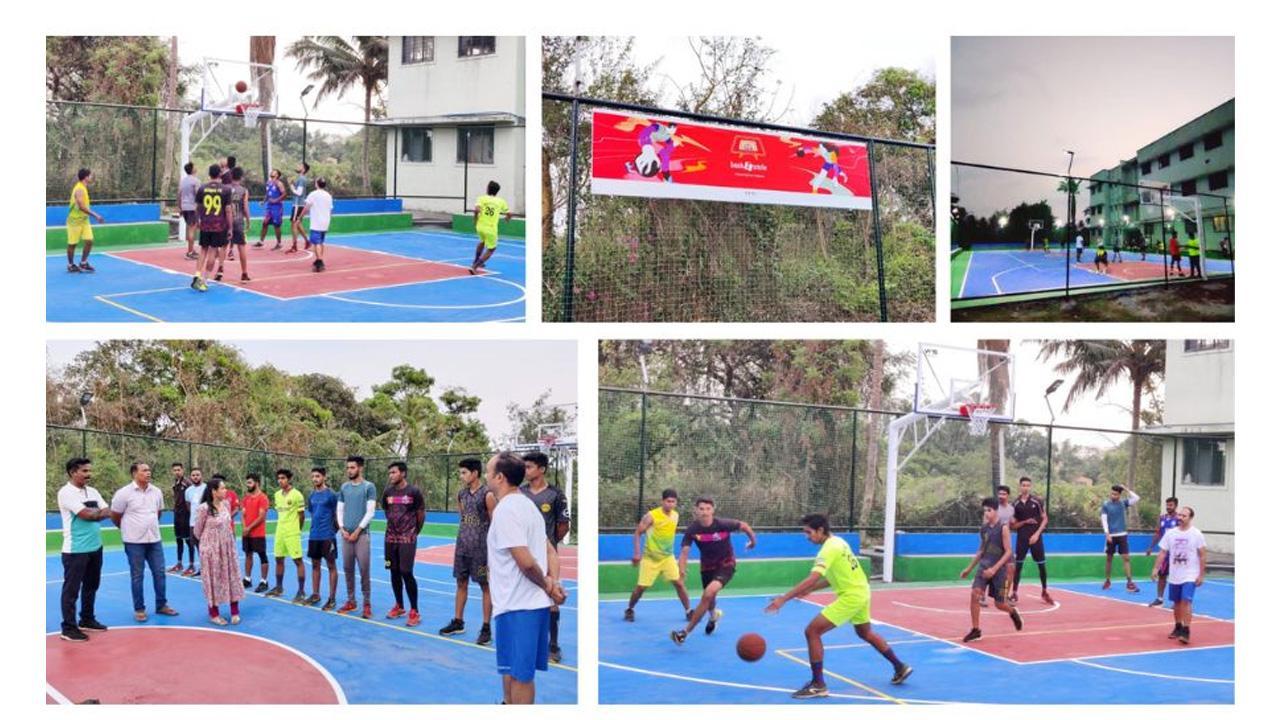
[766,513,911,699]
[66,168,105,273]
[625,489,693,622]
[470,181,512,274]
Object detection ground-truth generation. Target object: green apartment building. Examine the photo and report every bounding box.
[1085,98,1234,253]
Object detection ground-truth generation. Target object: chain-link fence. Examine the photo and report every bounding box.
[951,161,1234,307]
[599,388,1228,548]
[46,426,576,518]
[543,94,936,323]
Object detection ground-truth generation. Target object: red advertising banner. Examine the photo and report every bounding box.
[590,109,872,210]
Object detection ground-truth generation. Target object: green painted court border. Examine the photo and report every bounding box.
[46,519,457,554]
[949,249,971,298]
[45,222,169,251]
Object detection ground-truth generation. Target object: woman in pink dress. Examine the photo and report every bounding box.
[192,476,245,625]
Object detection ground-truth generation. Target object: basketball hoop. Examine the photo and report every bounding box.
[959,402,998,436]
[538,432,559,453]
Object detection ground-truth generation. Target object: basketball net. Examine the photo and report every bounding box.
[538,433,559,454]
[962,403,997,436]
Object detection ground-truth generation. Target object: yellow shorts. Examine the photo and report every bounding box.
[820,585,872,626]
[478,229,499,250]
[274,533,303,559]
[66,220,94,246]
[637,555,680,588]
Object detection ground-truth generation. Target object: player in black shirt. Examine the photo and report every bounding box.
[522,451,570,663]
[1010,476,1054,604]
[192,163,232,292]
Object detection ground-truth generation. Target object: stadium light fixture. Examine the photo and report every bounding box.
[998,216,1008,228]
[1044,379,1063,424]
[300,84,315,118]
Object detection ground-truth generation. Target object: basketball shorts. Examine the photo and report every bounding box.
[1015,533,1046,563]
[495,607,551,682]
[242,536,267,562]
[700,564,735,590]
[199,230,229,249]
[1105,535,1131,556]
[820,585,872,626]
[478,229,499,250]
[273,533,303,559]
[66,220,93,246]
[264,204,284,227]
[973,564,1009,602]
[307,539,337,562]
[181,210,198,226]
[230,226,246,246]
[291,205,306,221]
[1168,581,1196,604]
[637,555,679,588]
[453,549,488,584]
[309,230,327,246]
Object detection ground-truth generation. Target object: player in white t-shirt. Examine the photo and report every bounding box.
[485,452,567,704]
[1151,506,1206,644]
[298,177,334,272]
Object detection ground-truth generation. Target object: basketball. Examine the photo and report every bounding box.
[235,80,248,93]
[736,633,766,662]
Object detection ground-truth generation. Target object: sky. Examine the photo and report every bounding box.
[46,340,577,442]
[952,36,1234,218]
[630,35,936,127]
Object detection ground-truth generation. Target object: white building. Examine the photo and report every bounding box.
[382,36,525,215]
[1155,339,1234,553]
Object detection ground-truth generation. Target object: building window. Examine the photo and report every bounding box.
[1212,215,1231,233]
[1204,129,1223,150]
[1178,143,1194,161]
[1208,170,1229,191]
[1179,179,1197,197]
[457,126,495,164]
[458,37,496,57]
[1158,153,1170,169]
[1180,437,1226,487]
[1140,161,1152,175]
[1184,339,1230,352]
[402,37,434,64]
[400,127,433,162]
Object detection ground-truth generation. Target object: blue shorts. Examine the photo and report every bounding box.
[309,230,327,245]
[495,607,550,682]
[264,204,284,227]
[1169,582,1196,604]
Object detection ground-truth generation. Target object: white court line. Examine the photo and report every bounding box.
[890,599,1062,616]
[1070,642,1235,663]
[1070,658,1233,685]
[958,251,973,298]
[93,295,163,322]
[1055,587,1235,624]
[45,682,73,705]
[324,275,526,310]
[598,661,894,703]
[44,626,349,703]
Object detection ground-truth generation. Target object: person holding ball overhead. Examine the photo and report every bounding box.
[765,513,911,699]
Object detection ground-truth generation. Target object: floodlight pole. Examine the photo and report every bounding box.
[1043,380,1062,519]
[300,85,313,167]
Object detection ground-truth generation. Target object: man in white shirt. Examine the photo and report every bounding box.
[298,177,334,273]
[486,452,567,704]
[1075,230,1085,262]
[182,468,206,576]
[110,462,179,622]
[58,457,111,641]
[1151,506,1207,644]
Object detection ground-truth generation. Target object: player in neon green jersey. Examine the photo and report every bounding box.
[470,180,511,274]
[625,489,692,622]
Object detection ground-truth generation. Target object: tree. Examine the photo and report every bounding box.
[505,390,574,447]
[250,36,277,185]
[1036,340,1166,487]
[977,339,1012,494]
[286,36,388,194]
[812,67,936,144]
[672,36,786,121]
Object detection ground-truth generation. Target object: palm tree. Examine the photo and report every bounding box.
[286,36,388,194]
[250,36,277,183]
[1036,340,1166,486]
[977,339,1011,494]
[1057,177,1082,230]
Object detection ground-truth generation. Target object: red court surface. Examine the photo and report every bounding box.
[1073,260,1167,282]
[113,244,480,299]
[808,586,1234,664]
[46,627,343,704]
[417,543,579,581]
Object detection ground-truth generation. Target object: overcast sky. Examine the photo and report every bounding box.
[47,340,577,441]
[631,35,936,127]
[952,36,1234,218]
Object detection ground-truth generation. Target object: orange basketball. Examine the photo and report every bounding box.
[235,80,248,93]
[736,632,766,662]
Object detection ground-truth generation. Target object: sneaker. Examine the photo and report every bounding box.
[243,579,251,589]
[79,262,95,273]
[978,597,988,607]
[1179,628,1191,645]
[78,619,108,633]
[624,608,635,622]
[272,243,282,251]
[182,566,197,577]
[314,261,325,272]
[1041,590,1055,605]
[210,615,228,626]
[196,279,208,292]
[1126,581,1140,593]
[1168,625,1183,639]
[322,598,336,612]
[189,277,200,290]
[185,251,199,260]
[230,615,241,625]
[254,581,269,594]
[214,271,223,282]
[192,570,201,578]
[891,664,913,685]
[706,608,724,635]
[168,563,183,573]
[285,246,298,254]
[790,681,829,699]
[304,594,322,606]
[439,618,465,635]
[253,241,264,248]
[240,274,250,283]
[61,627,89,642]
[962,628,982,643]
[386,605,406,620]
[291,591,308,605]
[67,264,81,273]
[362,602,373,620]
[1102,579,1112,590]
[1010,591,1019,604]
[407,610,421,628]
[1149,598,1165,607]
[156,606,179,616]
[1010,608,1023,631]
[337,600,358,615]
[549,644,562,663]
[264,586,284,598]
[670,629,688,646]
[476,624,492,646]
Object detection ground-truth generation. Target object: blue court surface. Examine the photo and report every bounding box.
[47,532,576,704]
[600,579,1233,704]
[47,230,525,323]
[954,247,1233,300]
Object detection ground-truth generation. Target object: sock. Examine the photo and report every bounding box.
[811,661,824,684]
[550,610,560,645]
[877,645,903,669]
[230,601,239,615]
[208,605,219,618]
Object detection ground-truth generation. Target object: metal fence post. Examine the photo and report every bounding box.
[1064,179,1074,298]
[867,139,889,322]
[848,411,859,532]
[392,127,399,199]
[1223,196,1234,276]
[463,129,471,213]
[926,147,936,219]
[151,107,159,202]
[561,98,582,322]
[1160,189,1170,286]
[636,390,648,520]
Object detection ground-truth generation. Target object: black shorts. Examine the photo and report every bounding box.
[1105,535,1131,556]
[700,565,735,590]
[1015,532,1046,563]
[242,536,267,562]
[291,206,306,221]
[307,539,337,562]
[199,230,228,248]
[173,509,191,539]
[230,227,246,246]
[181,210,198,225]
[973,564,1009,602]
[385,541,416,574]
[453,549,488,584]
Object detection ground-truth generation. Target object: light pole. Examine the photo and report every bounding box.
[1043,379,1063,519]
[299,84,314,166]
[635,340,654,519]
